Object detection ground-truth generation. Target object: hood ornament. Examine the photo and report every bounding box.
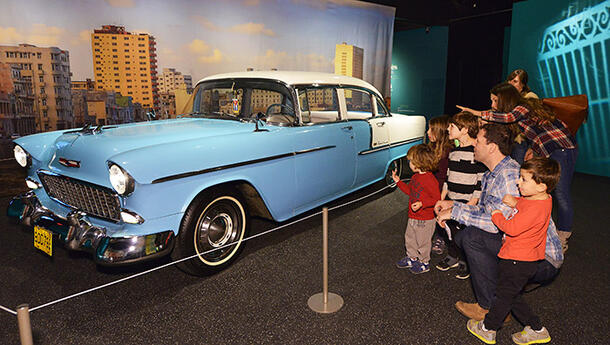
[59,158,81,168]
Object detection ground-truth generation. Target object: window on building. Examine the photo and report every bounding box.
[112,36,117,40]
[39,75,44,82]
[40,88,45,94]
[112,42,117,46]
[38,64,43,70]
[115,79,120,82]
[113,67,119,70]
[37,52,42,58]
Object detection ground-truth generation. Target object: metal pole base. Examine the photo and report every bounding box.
[308,292,344,314]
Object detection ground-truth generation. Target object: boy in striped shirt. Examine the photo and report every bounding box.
[435,112,487,279]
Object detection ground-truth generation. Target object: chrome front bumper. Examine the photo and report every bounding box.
[7,191,175,265]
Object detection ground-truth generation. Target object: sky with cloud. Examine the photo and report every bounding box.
[0,0,394,94]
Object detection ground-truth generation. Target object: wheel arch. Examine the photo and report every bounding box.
[182,180,273,227]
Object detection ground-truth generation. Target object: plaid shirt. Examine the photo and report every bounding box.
[481,106,575,157]
[451,156,563,267]
[451,156,520,233]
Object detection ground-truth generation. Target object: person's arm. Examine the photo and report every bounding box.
[440,184,448,200]
[451,167,519,232]
[491,204,537,237]
[466,197,479,205]
[480,105,529,123]
[396,180,410,195]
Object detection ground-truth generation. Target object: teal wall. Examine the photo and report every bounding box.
[391,27,449,120]
[508,0,610,177]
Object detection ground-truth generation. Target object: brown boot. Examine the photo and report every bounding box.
[558,231,571,254]
[455,301,512,324]
[455,301,488,320]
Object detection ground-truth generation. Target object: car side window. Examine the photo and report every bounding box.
[251,88,295,124]
[298,87,340,124]
[345,89,373,120]
[376,96,389,117]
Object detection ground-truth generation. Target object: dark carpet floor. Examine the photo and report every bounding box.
[0,171,608,345]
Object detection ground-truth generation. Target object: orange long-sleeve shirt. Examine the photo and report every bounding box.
[492,197,552,262]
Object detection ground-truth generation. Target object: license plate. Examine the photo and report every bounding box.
[34,225,53,256]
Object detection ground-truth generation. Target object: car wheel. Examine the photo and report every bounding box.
[385,157,403,188]
[173,189,248,276]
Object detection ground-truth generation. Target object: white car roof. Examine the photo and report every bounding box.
[198,71,382,97]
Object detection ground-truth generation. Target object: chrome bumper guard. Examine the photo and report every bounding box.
[7,192,175,265]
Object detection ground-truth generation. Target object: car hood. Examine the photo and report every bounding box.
[42,118,262,186]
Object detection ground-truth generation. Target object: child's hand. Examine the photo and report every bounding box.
[411,201,422,212]
[502,194,518,207]
[391,169,400,183]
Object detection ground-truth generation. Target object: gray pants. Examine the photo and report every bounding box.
[404,218,436,264]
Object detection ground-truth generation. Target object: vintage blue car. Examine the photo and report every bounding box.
[8,71,425,275]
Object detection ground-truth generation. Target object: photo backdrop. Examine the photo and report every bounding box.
[508,0,609,177]
[0,0,395,96]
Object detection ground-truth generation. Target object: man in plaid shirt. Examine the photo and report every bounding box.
[436,124,564,321]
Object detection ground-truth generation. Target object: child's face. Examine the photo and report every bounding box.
[447,123,462,140]
[518,169,547,197]
[427,127,436,142]
[409,160,421,173]
[490,93,499,111]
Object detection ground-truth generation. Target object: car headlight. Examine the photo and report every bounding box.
[108,163,135,195]
[14,145,30,168]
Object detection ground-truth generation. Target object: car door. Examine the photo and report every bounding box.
[292,87,356,214]
[343,88,390,188]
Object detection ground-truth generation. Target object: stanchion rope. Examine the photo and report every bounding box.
[6,179,407,314]
[0,158,14,162]
[0,304,17,315]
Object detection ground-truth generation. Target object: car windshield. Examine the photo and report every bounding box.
[184,79,296,125]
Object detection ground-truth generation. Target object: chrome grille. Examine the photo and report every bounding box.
[38,172,121,222]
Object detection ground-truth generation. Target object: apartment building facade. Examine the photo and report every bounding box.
[91,25,159,111]
[158,67,192,93]
[0,44,73,132]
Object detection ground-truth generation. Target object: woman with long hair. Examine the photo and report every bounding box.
[506,69,538,163]
[426,115,453,255]
[457,83,577,253]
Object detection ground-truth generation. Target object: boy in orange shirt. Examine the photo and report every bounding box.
[467,157,560,345]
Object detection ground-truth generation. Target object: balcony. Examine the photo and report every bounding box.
[41,105,48,111]
[37,70,45,75]
[39,82,46,87]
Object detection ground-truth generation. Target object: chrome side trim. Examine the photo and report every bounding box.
[152,145,336,184]
[358,137,423,155]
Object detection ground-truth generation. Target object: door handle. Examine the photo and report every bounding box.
[342,126,353,130]
[376,122,385,127]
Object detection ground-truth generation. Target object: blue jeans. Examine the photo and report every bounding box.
[510,140,528,165]
[530,260,559,285]
[550,148,578,232]
[455,225,560,309]
[454,226,503,309]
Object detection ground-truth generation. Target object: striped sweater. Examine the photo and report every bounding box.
[443,145,487,203]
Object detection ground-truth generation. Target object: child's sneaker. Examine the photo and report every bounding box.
[435,256,459,271]
[396,256,415,268]
[512,326,551,344]
[431,237,445,255]
[467,319,496,344]
[455,262,470,279]
[409,260,430,274]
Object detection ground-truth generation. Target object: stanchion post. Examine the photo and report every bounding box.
[308,207,344,313]
[16,304,33,345]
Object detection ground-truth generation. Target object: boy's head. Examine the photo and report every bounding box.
[406,144,437,173]
[448,111,479,140]
[519,157,561,195]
